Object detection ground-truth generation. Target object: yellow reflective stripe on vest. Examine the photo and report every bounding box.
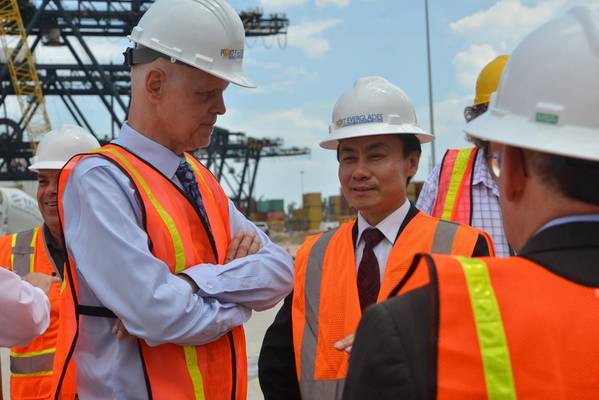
[455,256,516,400]
[183,346,206,400]
[97,148,186,273]
[10,232,16,271]
[10,348,55,377]
[10,347,56,358]
[29,227,39,273]
[95,148,205,399]
[185,155,215,201]
[442,149,474,220]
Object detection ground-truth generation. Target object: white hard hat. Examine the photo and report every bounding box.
[465,6,599,162]
[320,76,434,150]
[128,0,255,88]
[29,124,100,171]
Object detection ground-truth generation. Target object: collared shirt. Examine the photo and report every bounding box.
[62,122,293,399]
[537,214,599,234]
[0,268,50,347]
[355,199,410,281]
[416,149,510,257]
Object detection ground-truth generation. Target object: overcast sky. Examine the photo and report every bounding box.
[16,0,599,207]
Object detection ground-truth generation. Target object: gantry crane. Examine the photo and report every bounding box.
[0,0,51,149]
[0,1,307,213]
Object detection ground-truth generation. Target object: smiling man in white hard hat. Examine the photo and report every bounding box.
[345,6,599,399]
[0,124,98,400]
[259,76,494,400]
[51,1,293,399]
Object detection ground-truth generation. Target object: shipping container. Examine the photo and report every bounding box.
[269,220,285,232]
[303,192,321,207]
[292,209,305,219]
[267,211,286,221]
[267,199,285,212]
[305,207,322,221]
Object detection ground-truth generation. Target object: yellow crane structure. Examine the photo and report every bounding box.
[0,0,51,149]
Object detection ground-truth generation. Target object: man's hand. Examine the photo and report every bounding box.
[22,272,60,294]
[225,231,261,263]
[335,333,355,353]
[112,320,135,341]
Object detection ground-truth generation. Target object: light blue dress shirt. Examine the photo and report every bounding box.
[62,123,293,399]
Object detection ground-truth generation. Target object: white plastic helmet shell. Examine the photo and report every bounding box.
[465,6,599,162]
[320,76,434,150]
[29,124,101,171]
[129,0,255,88]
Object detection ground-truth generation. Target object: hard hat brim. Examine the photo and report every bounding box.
[28,161,66,172]
[320,123,434,150]
[465,108,599,162]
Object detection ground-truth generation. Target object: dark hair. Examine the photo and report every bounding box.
[531,152,599,205]
[397,134,422,158]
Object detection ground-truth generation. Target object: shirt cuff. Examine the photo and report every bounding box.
[182,266,223,296]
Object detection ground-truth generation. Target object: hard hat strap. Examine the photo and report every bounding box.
[123,47,186,67]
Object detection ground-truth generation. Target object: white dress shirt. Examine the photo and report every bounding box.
[0,268,50,347]
[355,199,411,281]
[62,123,293,399]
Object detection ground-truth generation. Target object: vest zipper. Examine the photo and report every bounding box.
[228,332,237,400]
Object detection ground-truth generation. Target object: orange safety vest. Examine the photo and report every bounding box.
[0,227,63,400]
[432,148,479,225]
[51,144,247,400]
[292,212,494,399]
[398,254,599,399]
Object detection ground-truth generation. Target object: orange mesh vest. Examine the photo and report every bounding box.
[292,212,493,399]
[0,227,64,400]
[398,254,599,400]
[432,148,479,225]
[51,144,246,400]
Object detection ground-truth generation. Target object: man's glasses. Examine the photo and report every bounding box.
[486,149,502,179]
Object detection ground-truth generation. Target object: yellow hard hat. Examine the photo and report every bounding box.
[473,55,510,106]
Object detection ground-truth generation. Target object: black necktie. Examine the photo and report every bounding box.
[357,228,385,311]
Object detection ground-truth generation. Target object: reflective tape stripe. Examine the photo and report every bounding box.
[183,346,206,400]
[300,229,345,400]
[10,351,54,376]
[11,228,38,277]
[10,347,55,358]
[300,378,345,400]
[456,257,516,400]
[431,221,459,254]
[10,233,16,271]
[98,148,186,273]
[96,148,207,396]
[442,148,474,220]
[185,155,215,200]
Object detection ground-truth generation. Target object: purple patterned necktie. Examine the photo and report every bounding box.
[357,227,385,311]
[175,158,210,230]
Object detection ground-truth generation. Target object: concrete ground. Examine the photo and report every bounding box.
[245,304,281,399]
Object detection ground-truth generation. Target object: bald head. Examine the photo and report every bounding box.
[128,57,229,155]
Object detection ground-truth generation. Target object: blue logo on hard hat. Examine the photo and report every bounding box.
[221,48,244,60]
[336,113,384,128]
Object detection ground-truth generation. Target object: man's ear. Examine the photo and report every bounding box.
[501,146,527,202]
[144,68,166,104]
[406,151,420,178]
